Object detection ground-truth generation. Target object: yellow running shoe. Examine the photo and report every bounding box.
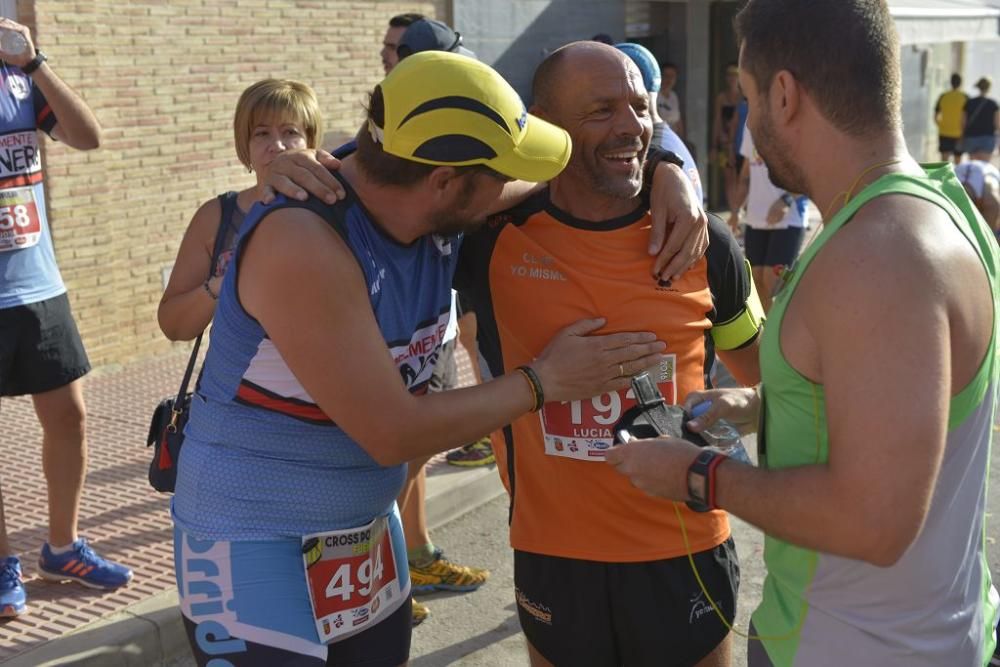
[409,549,489,593]
[411,597,430,627]
[445,438,495,467]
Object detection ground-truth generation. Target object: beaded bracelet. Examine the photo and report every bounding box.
[515,365,545,412]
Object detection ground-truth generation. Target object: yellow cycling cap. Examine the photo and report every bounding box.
[373,50,571,182]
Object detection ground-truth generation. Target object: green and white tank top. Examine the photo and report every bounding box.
[751,164,999,667]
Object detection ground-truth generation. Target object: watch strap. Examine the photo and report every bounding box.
[22,50,46,75]
[641,146,685,197]
[686,449,727,513]
[631,373,665,410]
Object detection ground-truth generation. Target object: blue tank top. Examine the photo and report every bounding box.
[0,64,63,309]
[172,183,459,540]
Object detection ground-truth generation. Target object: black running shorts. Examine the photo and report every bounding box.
[514,538,739,667]
[743,227,805,269]
[181,597,412,667]
[0,293,90,397]
[938,136,960,154]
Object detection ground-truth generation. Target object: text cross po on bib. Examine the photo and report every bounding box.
[540,354,677,461]
[301,515,407,644]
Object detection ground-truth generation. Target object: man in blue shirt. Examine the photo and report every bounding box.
[0,17,131,618]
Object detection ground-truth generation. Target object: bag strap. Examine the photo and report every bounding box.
[167,191,239,424]
[212,191,239,266]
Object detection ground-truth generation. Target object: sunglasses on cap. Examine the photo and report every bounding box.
[395,30,464,60]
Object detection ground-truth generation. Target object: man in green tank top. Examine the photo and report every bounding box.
[607,1,999,665]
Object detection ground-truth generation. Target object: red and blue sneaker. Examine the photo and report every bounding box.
[0,556,26,617]
[37,539,132,590]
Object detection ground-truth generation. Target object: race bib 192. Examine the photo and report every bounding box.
[0,187,41,252]
[301,516,408,644]
[540,355,676,461]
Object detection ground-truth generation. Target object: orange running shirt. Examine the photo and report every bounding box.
[456,191,758,562]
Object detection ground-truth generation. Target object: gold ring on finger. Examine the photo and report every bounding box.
[619,363,626,377]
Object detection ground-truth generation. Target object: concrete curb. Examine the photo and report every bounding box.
[7,465,507,666]
[4,589,184,667]
[426,464,506,531]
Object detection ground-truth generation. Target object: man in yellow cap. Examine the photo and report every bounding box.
[170,51,670,666]
[383,15,491,632]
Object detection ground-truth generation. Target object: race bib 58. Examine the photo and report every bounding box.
[0,187,40,252]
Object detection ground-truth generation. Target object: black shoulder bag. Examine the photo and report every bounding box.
[146,191,238,493]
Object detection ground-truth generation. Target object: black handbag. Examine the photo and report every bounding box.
[146,192,237,493]
[146,338,202,492]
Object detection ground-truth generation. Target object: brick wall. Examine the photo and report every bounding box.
[23,0,439,369]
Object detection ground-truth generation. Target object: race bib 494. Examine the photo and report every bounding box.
[301,516,408,644]
[540,355,676,461]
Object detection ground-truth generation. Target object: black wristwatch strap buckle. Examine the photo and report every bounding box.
[613,372,711,447]
[631,373,664,410]
[614,372,681,443]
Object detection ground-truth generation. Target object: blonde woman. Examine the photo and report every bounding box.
[158,79,323,340]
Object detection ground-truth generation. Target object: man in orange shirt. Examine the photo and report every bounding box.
[455,42,763,666]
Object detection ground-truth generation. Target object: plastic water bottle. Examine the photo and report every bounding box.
[0,29,27,57]
[690,401,753,465]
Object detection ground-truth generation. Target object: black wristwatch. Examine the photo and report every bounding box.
[22,50,47,75]
[641,146,686,196]
[686,449,727,513]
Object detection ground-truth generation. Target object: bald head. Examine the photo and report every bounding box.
[532,41,640,113]
[529,41,652,206]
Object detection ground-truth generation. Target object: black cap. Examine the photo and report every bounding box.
[397,19,477,60]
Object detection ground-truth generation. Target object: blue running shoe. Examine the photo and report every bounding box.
[37,539,132,590]
[0,556,26,617]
